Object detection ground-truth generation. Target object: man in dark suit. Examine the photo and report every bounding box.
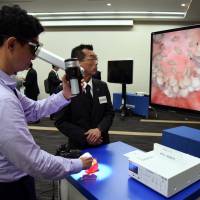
[55,44,114,149]
[48,65,62,120]
[23,63,39,100]
[48,65,62,95]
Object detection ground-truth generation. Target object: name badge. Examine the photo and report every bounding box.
[99,96,107,104]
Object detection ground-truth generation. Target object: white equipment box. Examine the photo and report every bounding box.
[126,143,200,197]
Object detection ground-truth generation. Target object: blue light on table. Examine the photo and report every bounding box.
[71,163,112,182]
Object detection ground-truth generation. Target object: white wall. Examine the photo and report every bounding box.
[19,22,190,100]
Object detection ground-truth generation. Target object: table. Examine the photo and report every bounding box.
[61,142,200,200]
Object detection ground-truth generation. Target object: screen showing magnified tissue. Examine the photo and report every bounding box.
[150,25,200,112]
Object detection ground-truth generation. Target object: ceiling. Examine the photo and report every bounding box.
[0,0,200,22]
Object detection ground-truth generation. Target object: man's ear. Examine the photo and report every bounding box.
[7,37,17,51]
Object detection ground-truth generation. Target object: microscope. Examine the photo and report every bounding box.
[35,47,83,96]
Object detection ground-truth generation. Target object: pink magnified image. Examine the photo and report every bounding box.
[151,27,200,111]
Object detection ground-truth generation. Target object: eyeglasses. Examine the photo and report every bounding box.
[28,41,41,55]
[82,56,98,62]
[0,34,41,56]
[83,58,98,61]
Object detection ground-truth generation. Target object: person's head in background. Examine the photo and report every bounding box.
[52,65,60,72]
[0,5,44,75]
[71,44,98,82]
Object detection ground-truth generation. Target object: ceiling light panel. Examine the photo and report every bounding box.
[41,19,133,27]
[3,0,191,13]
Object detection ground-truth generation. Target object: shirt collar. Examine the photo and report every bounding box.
[83,78,93,90]
[0,70,17,89]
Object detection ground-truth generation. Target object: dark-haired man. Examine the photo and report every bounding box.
[48,65,62,95]
[24,63,40,100]
[55,44,114,149]
[48,65,62,119]
[0,6,92,200]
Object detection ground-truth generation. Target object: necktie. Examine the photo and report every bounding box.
[85,85,93,101]
[85,85,93,111]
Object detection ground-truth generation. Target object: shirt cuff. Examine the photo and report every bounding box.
[70,159,83,173]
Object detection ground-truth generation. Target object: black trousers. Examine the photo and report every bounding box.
[0,175,37,200]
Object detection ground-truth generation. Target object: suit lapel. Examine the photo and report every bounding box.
[91,79,100,117]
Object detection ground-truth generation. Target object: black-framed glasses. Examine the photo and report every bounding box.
[28,41,41,55]
[0,34,41,55]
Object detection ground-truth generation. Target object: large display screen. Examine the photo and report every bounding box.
[150,25,200,113]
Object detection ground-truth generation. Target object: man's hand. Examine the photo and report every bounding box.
[80,157,93,170]
[90,137,103,145]
[62,75,72,99]
[85,128,102,145]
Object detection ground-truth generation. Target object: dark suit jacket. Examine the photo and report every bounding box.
[24,68,39,100]
[92,70,101,80]
[48,70,62,95]
[55,78,115,149]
